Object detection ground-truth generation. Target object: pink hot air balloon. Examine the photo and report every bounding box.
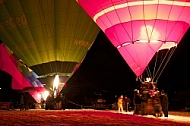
[77,0,190,82]
[0,43,32,90]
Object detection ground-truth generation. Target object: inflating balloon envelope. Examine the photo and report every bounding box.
[0,0,100,89]
[77,0,190,83]
[0,42,47,102]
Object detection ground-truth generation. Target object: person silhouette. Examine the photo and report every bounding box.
[160,90,168,117]
[118,95,124,113]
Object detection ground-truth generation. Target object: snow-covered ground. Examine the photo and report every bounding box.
[0,109,189,125]
[110,110,190,124]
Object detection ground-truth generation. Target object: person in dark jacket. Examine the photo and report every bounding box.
[45,93,54,110]
[20,93,24,111]
[133,89,141,115]
[153,89,162,117]
[160,90,168,117]
[55,93,62,110]
[124,95,131,112]
[61,94,68,110]
[140,86,149,115]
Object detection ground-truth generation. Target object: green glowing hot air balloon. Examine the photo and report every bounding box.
[0,0,99,85]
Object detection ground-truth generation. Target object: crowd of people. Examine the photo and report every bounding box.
[133,82,168,117]
[45,93,68,110]
[118,82,169,117]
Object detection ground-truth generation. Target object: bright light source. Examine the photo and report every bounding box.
[137,40,148,43]
[37,93,41,103]
[139,25,160,42]
[53,75,59,91]
[53,75,60,98]
[43,91,49,101]
[117,45,121,48]
[145,77,151,82]
[159,42,177,51]
[122,42,130,46]
[54,90,57,97]
[37,93,41,99]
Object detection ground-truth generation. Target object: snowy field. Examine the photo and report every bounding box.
[0,109,190,126]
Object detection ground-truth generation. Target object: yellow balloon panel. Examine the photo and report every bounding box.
[0,0,99,76]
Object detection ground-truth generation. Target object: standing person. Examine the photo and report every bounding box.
[160,90,169,117]
[55,93,62,110]
[133,89,141,115]
[140,85,149,115]
[153,89,162,117]
[45,93,54,110]
[20,93,24,111]
[149,84,155,97]
[124,95,131,112]
[23,93,29,110]
[118,95,124,113]
[61,94,68,110]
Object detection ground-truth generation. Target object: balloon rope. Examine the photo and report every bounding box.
[146,66,152,80]
[152,52,159,82]
[155,46,176,83]
[153,49,170,81]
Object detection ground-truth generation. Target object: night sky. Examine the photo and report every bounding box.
[1,29,190,103]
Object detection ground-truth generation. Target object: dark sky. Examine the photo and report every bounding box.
[1,29,190,102]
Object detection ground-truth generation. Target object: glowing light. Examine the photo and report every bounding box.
[137,40,148,43]
[139,25,160,41]
[53,75,59,91]
[136,40,160,43]
[159,42,177,50]
[37,93,41,99]
[145,77,151,82]
[54,90,57,97]
[53,75,59,98]
[37,93,41,103]
[43,91,49,101]
[117,45,121,49]
[122,43,130,46]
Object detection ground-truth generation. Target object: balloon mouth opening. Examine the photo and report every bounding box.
[117,40,177,49]
[117,40,161,48]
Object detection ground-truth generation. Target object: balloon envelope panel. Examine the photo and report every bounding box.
[0,0,99,77]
